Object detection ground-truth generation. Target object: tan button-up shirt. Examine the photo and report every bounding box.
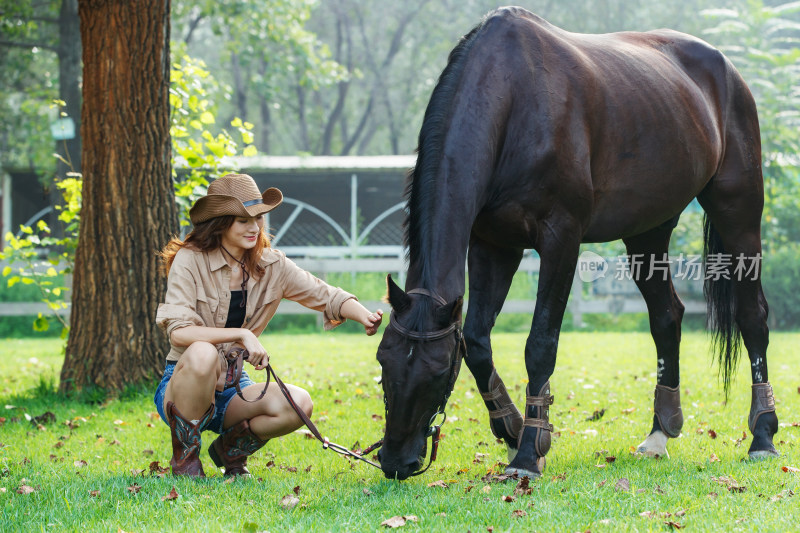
[156,246,356,362]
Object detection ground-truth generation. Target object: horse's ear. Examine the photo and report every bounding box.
[386,274,411,311]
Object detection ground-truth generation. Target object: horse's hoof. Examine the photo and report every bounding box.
[748,449,779,460]
[507,445,518,463]
[505,456,544,479]
[634,430,669,458]
[504,466,541,479]
[634,447,668,459]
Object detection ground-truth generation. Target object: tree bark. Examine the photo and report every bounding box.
[60,0,176,394]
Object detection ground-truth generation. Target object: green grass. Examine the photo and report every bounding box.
[1,333,798,532]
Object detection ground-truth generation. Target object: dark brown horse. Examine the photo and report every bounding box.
[375,7,778,480]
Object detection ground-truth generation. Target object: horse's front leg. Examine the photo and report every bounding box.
[464,237,524,461]
[506,226,581,478]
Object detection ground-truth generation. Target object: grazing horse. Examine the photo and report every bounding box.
[375,7,778,480]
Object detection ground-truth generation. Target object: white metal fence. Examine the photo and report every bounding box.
[0,256,706,328]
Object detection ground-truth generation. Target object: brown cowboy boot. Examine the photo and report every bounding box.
[166,401,214,477]
[208,419,268,477]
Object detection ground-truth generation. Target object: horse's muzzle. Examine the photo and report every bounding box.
[377,442,426,480]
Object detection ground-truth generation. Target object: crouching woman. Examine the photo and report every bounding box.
[154,173,383,477]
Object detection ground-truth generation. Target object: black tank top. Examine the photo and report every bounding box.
[224,290,246,328]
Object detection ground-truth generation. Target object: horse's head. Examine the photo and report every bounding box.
[375,275,464,480]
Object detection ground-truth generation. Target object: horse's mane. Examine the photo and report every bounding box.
[402,21,484,331]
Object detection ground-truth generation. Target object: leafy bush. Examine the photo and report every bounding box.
[762,243,800,330]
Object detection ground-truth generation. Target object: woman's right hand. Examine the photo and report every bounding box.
[239,329,269,370]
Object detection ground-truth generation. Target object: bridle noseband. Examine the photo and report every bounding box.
[383,288,466,476]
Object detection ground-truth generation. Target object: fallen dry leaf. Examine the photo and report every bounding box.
[514,476,533,496]
[89,490,100,497]
[640,511,656,518]
[586,408,606,422]
[293,485,301,495]
[427,480,449,488]
[710,453,720,462]
[363,488,373,495]
[664,521,683,529]
[708,429,717,439]
[782,466,799,473]
[769,489,795,502]
[512,509,527,517]
[74,460,87,468]
[280,494,300,510]
[16,484,35,495]
[615,478,630,492]
[712,476,746,493]
[161,486,179,501]
[380,515,418,528]
[501,495,516,502]
[605,456,616,464]
[142,449,154,456]
[149,461,169,475]
[474,453,489,464]
[31,411,56,425]
[127,484,141,494]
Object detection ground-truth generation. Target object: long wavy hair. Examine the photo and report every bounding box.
[160,215,271,278]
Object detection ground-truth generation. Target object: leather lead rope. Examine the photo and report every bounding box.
[223,346,383,469]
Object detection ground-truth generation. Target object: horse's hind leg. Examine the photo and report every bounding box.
[464,236,524,460]
[697,103,778,458]
[699,185,778,458]
[623,218,685,458]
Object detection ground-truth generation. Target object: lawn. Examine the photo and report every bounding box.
[1,332,798,532]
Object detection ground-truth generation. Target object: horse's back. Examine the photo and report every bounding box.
[470,8,753,242]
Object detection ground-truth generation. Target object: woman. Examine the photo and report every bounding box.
[154,173,383,478]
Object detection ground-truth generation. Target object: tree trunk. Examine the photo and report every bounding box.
[60,0,176,394]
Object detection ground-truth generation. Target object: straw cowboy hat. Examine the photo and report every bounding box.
[189,173,283,224]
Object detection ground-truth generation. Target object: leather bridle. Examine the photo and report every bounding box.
[382,288,466,476]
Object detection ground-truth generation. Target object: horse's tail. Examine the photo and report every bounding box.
[703,214,741,398]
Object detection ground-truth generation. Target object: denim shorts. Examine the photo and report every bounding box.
[154,361,255,434]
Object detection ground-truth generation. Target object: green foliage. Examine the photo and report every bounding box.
[0,57,260,335]
[170,53,260,226]
[701,1,800,247]
[0,1,61,171]
[0,161,81,337]
[1,333,798,530]
[762,243,800,330]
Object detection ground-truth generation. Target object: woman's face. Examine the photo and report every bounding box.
[221,215,264,254]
